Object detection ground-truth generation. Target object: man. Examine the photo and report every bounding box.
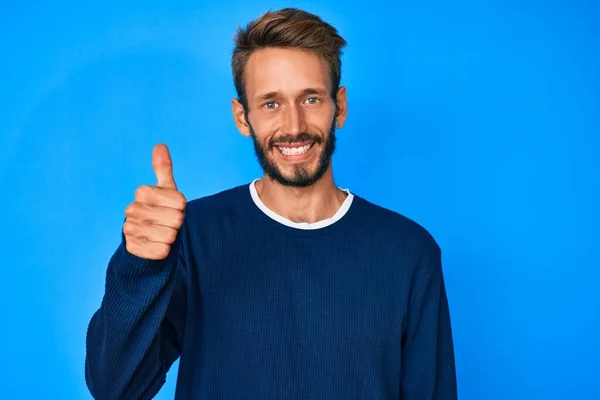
[85,7,457,400]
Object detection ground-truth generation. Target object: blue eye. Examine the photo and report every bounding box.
[305,97,319,104]
[264,102,278,109]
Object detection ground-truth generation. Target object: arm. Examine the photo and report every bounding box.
[401,243,457,399]
[84,233,187,400]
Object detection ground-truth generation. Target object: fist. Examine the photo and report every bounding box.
[123,143,187,260]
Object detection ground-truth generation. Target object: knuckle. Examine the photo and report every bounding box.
[124,203,136,217]
[123,221,134,235]
[160,227,175,243]
[174,211,185,227]
[153,243,171,259]
[168,228,178,243]
[134,185,149,200]
[125,241,138,256]
[176,192,187,209]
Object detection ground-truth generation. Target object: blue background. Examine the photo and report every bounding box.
[1,1,598,399]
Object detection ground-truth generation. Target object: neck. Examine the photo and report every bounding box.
[255,169,347,224]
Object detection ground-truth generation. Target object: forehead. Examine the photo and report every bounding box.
[244,48,332,99]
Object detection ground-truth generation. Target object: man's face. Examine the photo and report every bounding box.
[234,48,347,187]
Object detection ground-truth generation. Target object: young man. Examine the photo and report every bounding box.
[85,8,458,400]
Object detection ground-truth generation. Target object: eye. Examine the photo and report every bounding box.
[263,101,279,109]
[305,97,320,105]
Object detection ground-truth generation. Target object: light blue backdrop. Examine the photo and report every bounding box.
[1,1,598,399]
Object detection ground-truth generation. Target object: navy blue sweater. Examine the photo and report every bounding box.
[85,184,457,399]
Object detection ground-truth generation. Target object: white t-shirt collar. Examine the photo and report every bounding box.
[249,178,354,230]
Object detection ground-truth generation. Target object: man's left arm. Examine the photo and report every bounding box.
[400,242,458,399]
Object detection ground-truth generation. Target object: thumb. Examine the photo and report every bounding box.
[152,143,178,190]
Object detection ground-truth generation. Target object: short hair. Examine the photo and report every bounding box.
[232,8,347,110]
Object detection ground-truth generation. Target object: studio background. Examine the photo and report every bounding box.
[1,1,598,399]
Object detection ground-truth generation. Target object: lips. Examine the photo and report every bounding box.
[270,132,322,160]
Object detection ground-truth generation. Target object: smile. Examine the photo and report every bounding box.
[273,141,317,162]
[276,143,313,156]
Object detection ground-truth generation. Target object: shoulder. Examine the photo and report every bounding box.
[351,194,441,261]
[183,183,249,224]
[186,184,245,209]
[351,194,445,295]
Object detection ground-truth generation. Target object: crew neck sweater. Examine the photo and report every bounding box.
[85,182,457,399]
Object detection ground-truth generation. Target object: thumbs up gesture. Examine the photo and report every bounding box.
[123,144,187,260]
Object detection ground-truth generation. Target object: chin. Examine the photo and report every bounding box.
[268,162,328,188]
[252,129,335,188]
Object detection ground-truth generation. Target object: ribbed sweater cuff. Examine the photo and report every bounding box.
[112,231,180,275]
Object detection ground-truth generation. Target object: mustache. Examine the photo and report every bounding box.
[269,132,323,147]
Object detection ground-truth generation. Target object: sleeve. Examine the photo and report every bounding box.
[400,242,458,399]
[84,229,187,400]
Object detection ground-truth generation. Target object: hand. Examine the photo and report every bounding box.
[123,143,187,260]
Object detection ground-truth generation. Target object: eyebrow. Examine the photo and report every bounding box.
[257,87,328,100]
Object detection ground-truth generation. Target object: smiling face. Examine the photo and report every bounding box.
[233,47,347,187]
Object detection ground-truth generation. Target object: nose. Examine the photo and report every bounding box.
[281,104,306,136]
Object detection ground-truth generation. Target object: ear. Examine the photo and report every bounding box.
[232,98,251,137]
[334,86,348,129]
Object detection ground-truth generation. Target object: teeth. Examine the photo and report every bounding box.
[278,144,311,156]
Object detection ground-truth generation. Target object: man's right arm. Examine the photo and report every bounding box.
[85,236,187,400]
[85,144,189,400]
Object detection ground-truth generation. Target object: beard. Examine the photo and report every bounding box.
[249,118,337,188]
